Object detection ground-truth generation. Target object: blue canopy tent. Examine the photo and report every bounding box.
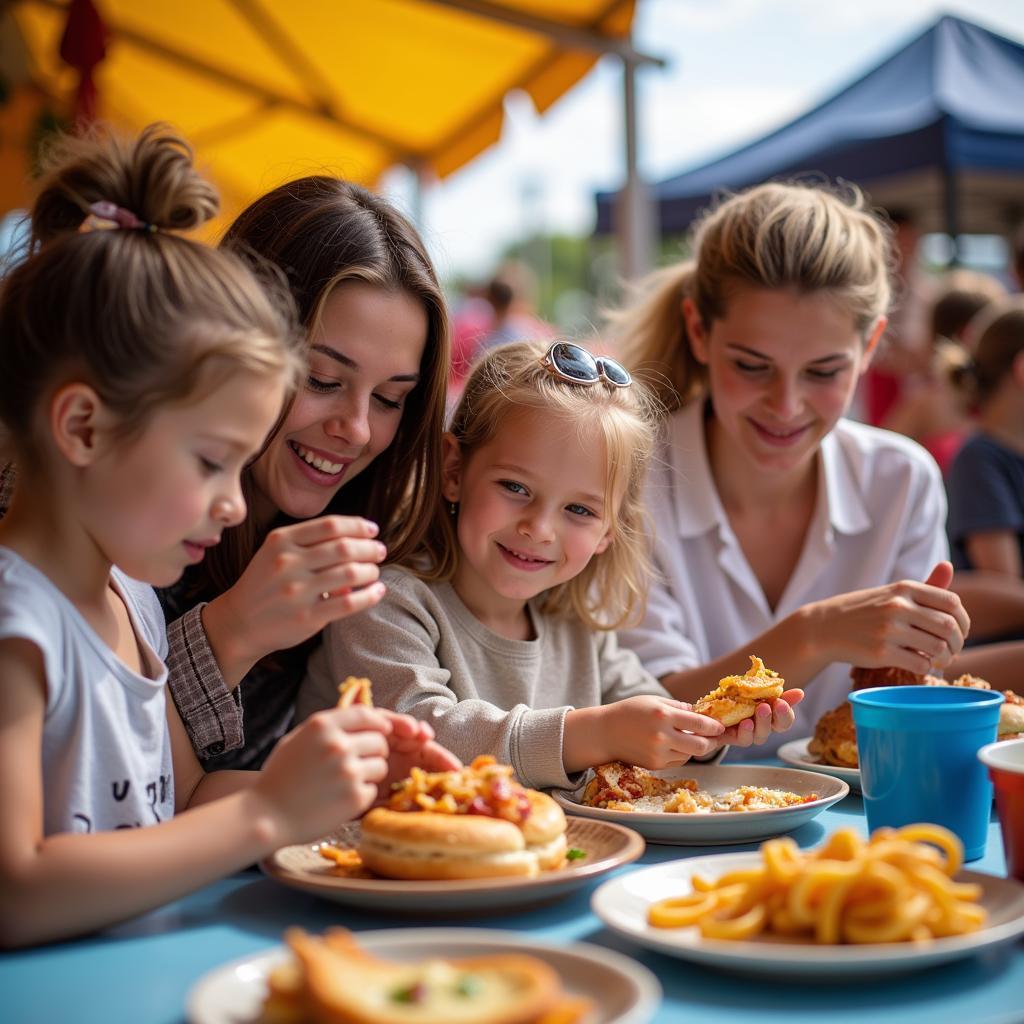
[595,15,1024,247]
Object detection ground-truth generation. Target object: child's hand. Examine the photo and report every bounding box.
[374,711,462,802]
[254,706,391,845]
[597,695,725,770]
[720,689,804,748]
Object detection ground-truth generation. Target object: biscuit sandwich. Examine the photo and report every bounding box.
[358,756,567,881]
[693,655,784,726]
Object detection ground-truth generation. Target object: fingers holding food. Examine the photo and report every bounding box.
[693,656,785,727]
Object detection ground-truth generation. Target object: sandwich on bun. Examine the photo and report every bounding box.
[359,756,567,881]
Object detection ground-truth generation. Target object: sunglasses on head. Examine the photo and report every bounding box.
[540,342,632,388]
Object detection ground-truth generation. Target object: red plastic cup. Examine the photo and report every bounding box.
[979,738,1024,882]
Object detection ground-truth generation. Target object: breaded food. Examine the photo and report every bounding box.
[850,665,928,690]
[266,927,583,1024]
[693,655,784,726]
[808,700,859,768]
[336,675,374,708]
[811,668,1024,768]
[581,761,676,806]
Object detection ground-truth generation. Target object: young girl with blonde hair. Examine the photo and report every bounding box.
[610,181,973,756]
[0,125,455,948]
[297,340,800,789]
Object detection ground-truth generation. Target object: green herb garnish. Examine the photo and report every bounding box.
[455,974,483,997]
[566,847,587,861]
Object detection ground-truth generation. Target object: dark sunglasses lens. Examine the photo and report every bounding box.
[600,359,631,386]
[551,342,598,382]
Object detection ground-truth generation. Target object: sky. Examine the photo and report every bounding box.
[388,0,1024,283]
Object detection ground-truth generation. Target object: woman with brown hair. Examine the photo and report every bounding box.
[161,176,451,770]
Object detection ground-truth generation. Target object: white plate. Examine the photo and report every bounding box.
[261,817,644,912]
[186,928,661,1024]
[553,764,848,845]
[592,852,1024,979]
[778,737,862,793]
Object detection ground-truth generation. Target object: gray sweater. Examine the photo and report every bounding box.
[296,565,668,790]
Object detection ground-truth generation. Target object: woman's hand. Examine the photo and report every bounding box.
[253,706,391,845]
[804,562,970,675]
[202,516,388,683]
[720,689,804,748]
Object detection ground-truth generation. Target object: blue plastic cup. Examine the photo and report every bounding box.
[849,685,1003,861]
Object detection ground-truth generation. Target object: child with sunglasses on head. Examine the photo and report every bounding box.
[296,340,801,789]
[0,125,456,948]
[608,181,981,756]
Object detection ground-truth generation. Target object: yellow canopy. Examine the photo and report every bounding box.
[5,0,638,232]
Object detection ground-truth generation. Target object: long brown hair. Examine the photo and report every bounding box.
[200,176,451,595]
[0,123,300,467]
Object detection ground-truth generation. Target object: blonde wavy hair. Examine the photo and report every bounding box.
[608,181,893,411]
[411,340,661,631]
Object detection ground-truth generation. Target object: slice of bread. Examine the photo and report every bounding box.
[284,928,563,1024]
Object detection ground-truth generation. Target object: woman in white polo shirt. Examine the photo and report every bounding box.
[611,181,970,756]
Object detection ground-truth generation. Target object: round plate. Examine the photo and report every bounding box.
[186,928,661,1024]
[592,852,1024,979]
[260,817,644,912]
[778,737,861,793]
[552,764,848,845]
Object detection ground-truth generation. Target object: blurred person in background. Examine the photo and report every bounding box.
[858,208,937,426]
[478,259,555,352]
[945,299,1024,644]
[883,269,1006,475]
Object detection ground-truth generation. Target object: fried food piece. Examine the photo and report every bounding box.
[694,655,784,726]
[820,668,1024,766]
[808,700,859,768]
[581,761,676,807]
[850,665,928,690]
[275,927,576,1024]
[337,675,374,708]
[318,844,373,878]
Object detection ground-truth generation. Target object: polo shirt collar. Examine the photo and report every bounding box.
[668,401,872,539]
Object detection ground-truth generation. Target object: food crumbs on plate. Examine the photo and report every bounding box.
[318,843,373,878]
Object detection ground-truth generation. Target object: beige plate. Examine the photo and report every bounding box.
[260,817,644,913]
[593,852,1024,978]
[186,929,661,1024]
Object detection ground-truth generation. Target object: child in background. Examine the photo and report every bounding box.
[883,269,1006,474]
[297,341,801,790]
[0,125,455,948]
[947,300,1024,581]
[608,182,971,757]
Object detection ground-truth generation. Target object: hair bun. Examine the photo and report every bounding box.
[31,122,218,247]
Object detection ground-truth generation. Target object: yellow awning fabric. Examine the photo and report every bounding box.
[5,0,636,231]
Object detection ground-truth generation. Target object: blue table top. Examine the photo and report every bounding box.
[3,785,1021,1024]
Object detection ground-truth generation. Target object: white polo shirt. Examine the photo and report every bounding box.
[619,399,949,757]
